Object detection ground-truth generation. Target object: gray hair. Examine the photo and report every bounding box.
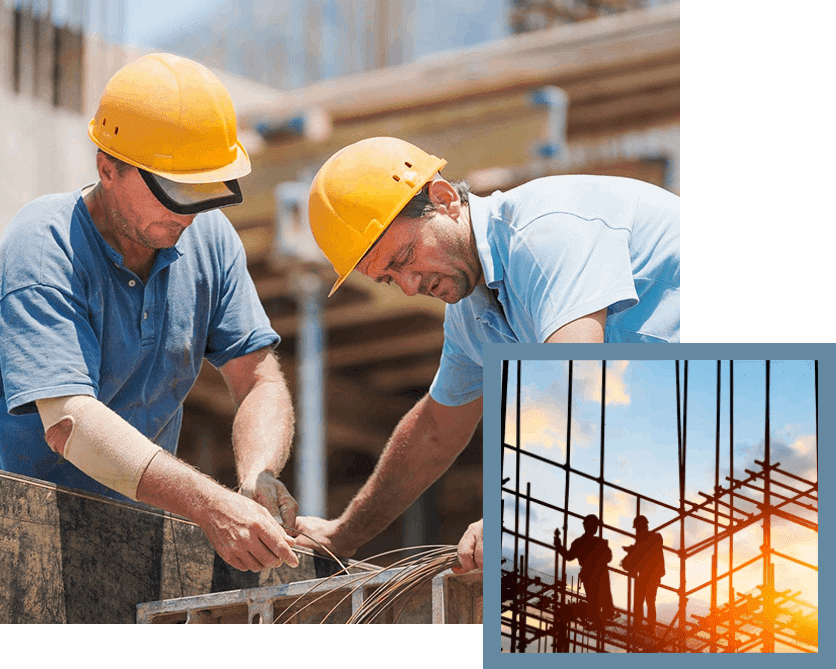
[97,149,132,175]
[396,179,471,220]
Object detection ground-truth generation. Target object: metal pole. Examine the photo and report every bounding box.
[598,360,605,652]
[676,360,688,651]
[501,360,509,476]
[763,360,773,652]
[729,360,735,651]
[511,360,522,652]
[520,481,532,653]
[557,360,573,652]
[711,360,720,653]
[599,360,606,536]
[294,272,327,517]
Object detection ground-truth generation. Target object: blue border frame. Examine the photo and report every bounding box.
[483,343,830,665]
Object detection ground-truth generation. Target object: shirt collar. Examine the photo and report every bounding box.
[469,193,504,287]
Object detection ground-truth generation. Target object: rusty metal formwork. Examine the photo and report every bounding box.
[501,360,818,653]
[138,568,482,624]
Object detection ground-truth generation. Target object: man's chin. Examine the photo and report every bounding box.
[440,283,474,304]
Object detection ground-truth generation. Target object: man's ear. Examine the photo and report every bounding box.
[427,179,461,218]
[96,151,119,188]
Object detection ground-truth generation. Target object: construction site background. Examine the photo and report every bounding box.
[0,0,680,567]
[500,359,818,653]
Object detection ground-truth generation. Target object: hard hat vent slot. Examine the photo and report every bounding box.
[405,161,412,168]
[114,127,119,135]
[392,175,400,182]
[102,118,106,126]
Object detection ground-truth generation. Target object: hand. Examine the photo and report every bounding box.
[292,516,357,559]
[452,519,483,574]
[240,471,299,529]
[199,490,300,572]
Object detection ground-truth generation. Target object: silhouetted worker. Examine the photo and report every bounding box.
[621,515,665,632]
[555,514,614,628]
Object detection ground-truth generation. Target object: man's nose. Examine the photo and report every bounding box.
[398,272,421,297]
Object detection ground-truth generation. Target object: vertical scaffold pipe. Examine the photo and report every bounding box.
[763,361,773,653]
[555,360,574,653]
[295,272,326,518]
[599,361,606,536]
[598,360,606,652]
[501,360,509,476]
[520,481,532,653]
[675,360,688,651]
[711,360,720,653]
[729,360,736,650]
[593,360,609,653]
[512,360,522,652]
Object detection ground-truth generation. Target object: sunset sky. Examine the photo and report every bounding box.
[501,360,818,641]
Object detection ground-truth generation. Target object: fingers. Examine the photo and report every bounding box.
[258,519,299,568]
[245,475,300,529]
[204,493,301,572]
[474,529,483,570]
[456,530,478,573]
[277,490,299,529]
[454,520,483,574]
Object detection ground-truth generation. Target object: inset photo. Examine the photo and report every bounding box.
[498,359,818,653]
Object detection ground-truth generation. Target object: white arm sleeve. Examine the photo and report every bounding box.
[36,395,162,500]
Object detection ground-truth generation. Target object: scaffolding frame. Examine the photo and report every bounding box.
[500,360,818,653]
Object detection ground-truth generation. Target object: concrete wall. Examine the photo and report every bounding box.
[0,13,280,237]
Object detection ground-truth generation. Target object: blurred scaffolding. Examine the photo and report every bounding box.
[501,360,818,653]
[2,0,678,563]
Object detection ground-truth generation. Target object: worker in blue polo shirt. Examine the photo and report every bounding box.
[296,137,679,573]
[0,54,299,573]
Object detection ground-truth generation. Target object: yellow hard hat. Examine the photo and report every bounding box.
[308,137,447,296]
[88,53,250,185]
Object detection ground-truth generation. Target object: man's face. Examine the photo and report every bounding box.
[105,166,197,251]
[355,212,482,304]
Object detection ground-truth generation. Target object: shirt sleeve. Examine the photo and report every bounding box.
[203,239,280,369]
[429,314,484,407]
[0,284,99,414]
[508,213,638,342]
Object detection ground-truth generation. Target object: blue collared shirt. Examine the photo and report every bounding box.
[0,187,279,498]
[429,175,679,406]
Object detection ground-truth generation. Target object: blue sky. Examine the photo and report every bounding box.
[123,0,508,61]
[501,360,818,638]
[124,0,227,45]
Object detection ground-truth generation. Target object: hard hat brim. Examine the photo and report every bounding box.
[328,274,348,297]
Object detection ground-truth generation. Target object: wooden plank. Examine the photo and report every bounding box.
[240,2,679,125]
[366,360,443,393]
[0,471,343,623]
[325,328,445,368]
[227,62,678,231]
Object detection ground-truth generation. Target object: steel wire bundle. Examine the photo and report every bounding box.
[273,540,460,624]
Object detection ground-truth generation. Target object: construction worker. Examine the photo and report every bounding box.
[0,54,299,573]
[621,515,665,631]
[555,515,614,628]
[294,137,679,570]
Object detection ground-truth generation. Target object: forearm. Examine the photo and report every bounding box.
[335,395,478,552]
[136,449,234,524]
[37,394,297,571]
[231,374,295,485]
